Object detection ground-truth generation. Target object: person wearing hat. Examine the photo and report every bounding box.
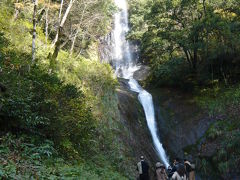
[155,162,168,180]
[184,159,195,180]
[136,156,150,180]
[167,166,173,179]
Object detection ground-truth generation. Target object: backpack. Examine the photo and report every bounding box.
[190,163,195,170]
[177,163,186,177]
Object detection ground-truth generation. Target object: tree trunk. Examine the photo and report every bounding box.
[60,39,70,49]
[77,34,85,58]
[193,48,197,71]
[184,49,192,68]
[70,2,87,56]
[37,9,46,23]
[32,0,38,65]
[51,27,63,62]
[60,0,75,27]
[13,0,19,21]
[203,0,206,16]
[45,0,50,43]
[0,83,6,92]
[51,0,64,48]
[51,0,75,61]
[192,33,199,71]
[70,29,79,55]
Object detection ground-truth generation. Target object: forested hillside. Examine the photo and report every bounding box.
[128,0,240,178]
[0,0,134,179]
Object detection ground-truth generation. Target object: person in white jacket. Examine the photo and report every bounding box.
[171,158,187,180]
[171,171,187,180]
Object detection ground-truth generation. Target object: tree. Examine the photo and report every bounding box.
[50,0,76,63]
[45,0,51,43]
[128,0,240,86]
[48,0,114,63]
[32,0,38,65]
[51,0,64,48]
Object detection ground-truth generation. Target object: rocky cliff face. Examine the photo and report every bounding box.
[98,33,140,66]
[117,80,240,179]
[150,88,214,160]
[116,78,160,178]
[116,84,213,179]
[133,65,151,82]
[99,34,114,64]
[116,81,215,163]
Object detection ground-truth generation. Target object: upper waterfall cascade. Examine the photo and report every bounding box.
[112,0,170,167]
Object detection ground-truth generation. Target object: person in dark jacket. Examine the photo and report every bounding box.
[136,156,150,180]
[171,158,180,174]
[169,158,187,179]
[168,158,184,178]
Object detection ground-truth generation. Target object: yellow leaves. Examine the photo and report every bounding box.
[14,3,24,9]
[172,0,181,7]
[214,8,237,19]
[47,3,60,11]
[213,9,222,14]
[21,20,32,29]
[38,0,46,4]
[21,0,60,10]
[231,12,237,17]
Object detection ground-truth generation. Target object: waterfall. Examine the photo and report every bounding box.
[111,0,170,167]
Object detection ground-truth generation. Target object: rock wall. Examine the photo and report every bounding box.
[150,88,214,160]
[116,78,160,179]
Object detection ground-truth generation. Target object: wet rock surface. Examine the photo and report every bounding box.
[150,88,215,160]
[116,78,160,178]
[116,80,222,179]
[133,65,151,82]
[116,81,213,179]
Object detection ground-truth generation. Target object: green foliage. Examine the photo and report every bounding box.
[0,1,134,178]
[195,86,240,177]
[196,85,240,116]
[0,66,95,156]
[128,0,240,88]
[150,57,193,89]
[128,0,152,42]
[0,134,127,179]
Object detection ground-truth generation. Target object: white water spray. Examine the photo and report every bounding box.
[112,0,169,167]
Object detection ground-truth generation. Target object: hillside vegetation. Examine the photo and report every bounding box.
[0,1,134,179]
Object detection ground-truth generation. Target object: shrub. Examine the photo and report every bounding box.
[0,67,95,156]
[0,133,127,179]
[149,57,193,89]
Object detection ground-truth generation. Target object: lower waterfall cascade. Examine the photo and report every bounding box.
[111,0,170,167]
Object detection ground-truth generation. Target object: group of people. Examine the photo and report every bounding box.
[136,156,195,180]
